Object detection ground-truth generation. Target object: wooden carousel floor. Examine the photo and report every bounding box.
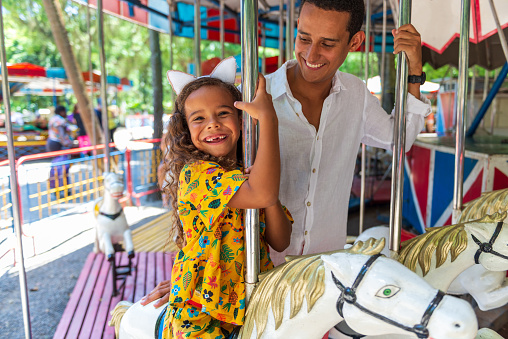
[53,212,177,339]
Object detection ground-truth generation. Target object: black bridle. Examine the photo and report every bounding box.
[331,254,445,339]
[471,221,508,265]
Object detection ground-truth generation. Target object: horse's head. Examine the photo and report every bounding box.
[103,172,124,200]
[465,212,508,271]
[322,241,478,339]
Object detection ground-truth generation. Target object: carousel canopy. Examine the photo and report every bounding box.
[73,0,507,71]
[0,64,134,97]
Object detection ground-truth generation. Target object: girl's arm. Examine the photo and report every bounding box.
[264,200,292,252]
[228,74,280,209]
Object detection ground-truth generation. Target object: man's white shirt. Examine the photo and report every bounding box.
[265,60,431,265]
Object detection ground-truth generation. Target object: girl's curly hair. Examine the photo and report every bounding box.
[159,77,243,249]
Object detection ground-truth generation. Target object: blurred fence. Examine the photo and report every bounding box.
[0,139,161,264]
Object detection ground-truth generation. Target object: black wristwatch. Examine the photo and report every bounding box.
[408,72,426,85]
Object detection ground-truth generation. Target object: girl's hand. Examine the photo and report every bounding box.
[234,74,276,121]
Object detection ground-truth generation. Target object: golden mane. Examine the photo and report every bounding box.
[398,212,506,276]
[459,188,508,223]
[240,238,385,339]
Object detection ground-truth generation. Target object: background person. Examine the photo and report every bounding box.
[46,105,74,152]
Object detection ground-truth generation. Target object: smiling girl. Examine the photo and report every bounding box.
[158,58,293,339]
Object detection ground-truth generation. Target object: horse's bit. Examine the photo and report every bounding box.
[471,221,508,264]
[331,254,445,339]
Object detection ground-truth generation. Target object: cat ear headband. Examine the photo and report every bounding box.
[166,56,237,95]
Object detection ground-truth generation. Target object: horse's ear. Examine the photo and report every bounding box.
[465,222,491,242]
[321,253,353,284]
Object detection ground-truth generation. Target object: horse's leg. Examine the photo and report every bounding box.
[123,229,135,258]
[460,267,508,311]
[102,232,115,261]
[93,227,101,253]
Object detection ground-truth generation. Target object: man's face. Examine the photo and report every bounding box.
[294,3,364,85]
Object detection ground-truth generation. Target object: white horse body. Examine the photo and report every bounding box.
[352,222,508,311]
[112,242,478,339]
[94,172,134,260]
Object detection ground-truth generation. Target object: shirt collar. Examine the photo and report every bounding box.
[269,60,347,100]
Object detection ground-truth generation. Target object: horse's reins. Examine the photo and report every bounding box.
[471,221,508,264]
[331,253,445,339]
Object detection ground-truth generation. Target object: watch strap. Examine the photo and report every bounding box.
[408,72,426,85]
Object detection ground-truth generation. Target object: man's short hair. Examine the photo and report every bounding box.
[300,0,365,41]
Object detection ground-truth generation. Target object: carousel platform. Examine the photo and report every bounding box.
[53,212,177,339]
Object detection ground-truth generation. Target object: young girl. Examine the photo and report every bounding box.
[159,58,293,339]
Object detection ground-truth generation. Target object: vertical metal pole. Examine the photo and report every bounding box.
[261,24,266,74]
[167,0,175,103]
[220,0,225,59]
[490,69,500,134]
[97,0,110,173]
[469,66,477,124]
[389,0,411,253]
[278,0,284,67]
[380,0,387,107]
[241,0,259,303]
[87,0,99,197]
[483,71,489,102]
[194,0,202,76]
[286,0,294,61]
[360,0,371,234]
[452,0,470,223]
[480,71,489,129]
[487,0,508,63]
[0,2,32,337]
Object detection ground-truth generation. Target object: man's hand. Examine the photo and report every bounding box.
[392,24,423,76]
[392,24,423,99]
[140,280,171,308]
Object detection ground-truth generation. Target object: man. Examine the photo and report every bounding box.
[265,0,430,265]
[142,0,430,307]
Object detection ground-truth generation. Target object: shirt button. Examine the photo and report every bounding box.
[307,201,311,206]
[316,136,319,140]
[305,231,308,235]
[296,113,300,117]
[312,168,316,173]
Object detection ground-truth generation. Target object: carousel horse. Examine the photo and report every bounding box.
[94,171,134,261]
[351,189,508,312]
[110,239,478,339]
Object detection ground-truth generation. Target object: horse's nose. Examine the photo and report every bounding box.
[434,296,478,339]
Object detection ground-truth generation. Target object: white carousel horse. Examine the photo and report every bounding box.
[350,189,508,312]
[110,239,478,339]
[94,172,134,261]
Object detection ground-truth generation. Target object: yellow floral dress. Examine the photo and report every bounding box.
[161,161,292,339]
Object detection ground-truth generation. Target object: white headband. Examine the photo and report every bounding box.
[166,56,237,95]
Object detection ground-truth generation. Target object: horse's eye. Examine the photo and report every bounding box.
[376,285,400,298]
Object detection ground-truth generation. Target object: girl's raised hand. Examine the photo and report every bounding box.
[234,74,276,121]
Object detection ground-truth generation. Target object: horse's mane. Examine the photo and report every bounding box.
[459,188,508,222]
[398,212,506,276]
[241,238,385,339]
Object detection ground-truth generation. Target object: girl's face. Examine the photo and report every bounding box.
[184,85,241,160]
